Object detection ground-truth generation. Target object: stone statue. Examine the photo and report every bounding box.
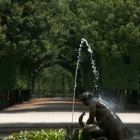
[79,92,134,140]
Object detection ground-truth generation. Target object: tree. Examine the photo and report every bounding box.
[0,0,63,90]
[36,65,74,97]
[68,0,140,90]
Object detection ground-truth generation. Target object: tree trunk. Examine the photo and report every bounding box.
[131,90,137,105]
[62,73,65,97]
[37,75,41,98]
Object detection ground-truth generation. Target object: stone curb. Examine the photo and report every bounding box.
[0,122,140,134]
[0,123,140,140]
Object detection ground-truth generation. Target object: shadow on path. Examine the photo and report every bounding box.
[0,98,85,113]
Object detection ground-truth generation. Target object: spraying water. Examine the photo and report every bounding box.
[72,38,99,125]
[72,39,83,126]
[71,39,136,139]
[82,38,99,90]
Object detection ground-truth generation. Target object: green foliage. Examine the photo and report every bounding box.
[33,65,74,97]
[0,0,72,90]
[4,129,66,140]
[0,0,140,92]
[4,129,82,140]
[70,0,140,90]
[0,54,17,90]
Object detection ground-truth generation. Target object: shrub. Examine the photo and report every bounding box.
[4,129,67,140]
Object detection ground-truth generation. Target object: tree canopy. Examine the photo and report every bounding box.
[68,0,140,90]
[0,0,139,92]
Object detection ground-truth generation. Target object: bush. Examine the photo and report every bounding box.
[4,129,82,140]
[4,129,66,140]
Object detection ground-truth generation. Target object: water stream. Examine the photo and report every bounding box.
[72,38,99,125]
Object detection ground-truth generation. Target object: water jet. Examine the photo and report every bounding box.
[72,38,135,140]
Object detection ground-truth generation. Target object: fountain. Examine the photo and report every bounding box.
[71,38,135,140]
[71,38,106,139]
[72,38,99,126]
